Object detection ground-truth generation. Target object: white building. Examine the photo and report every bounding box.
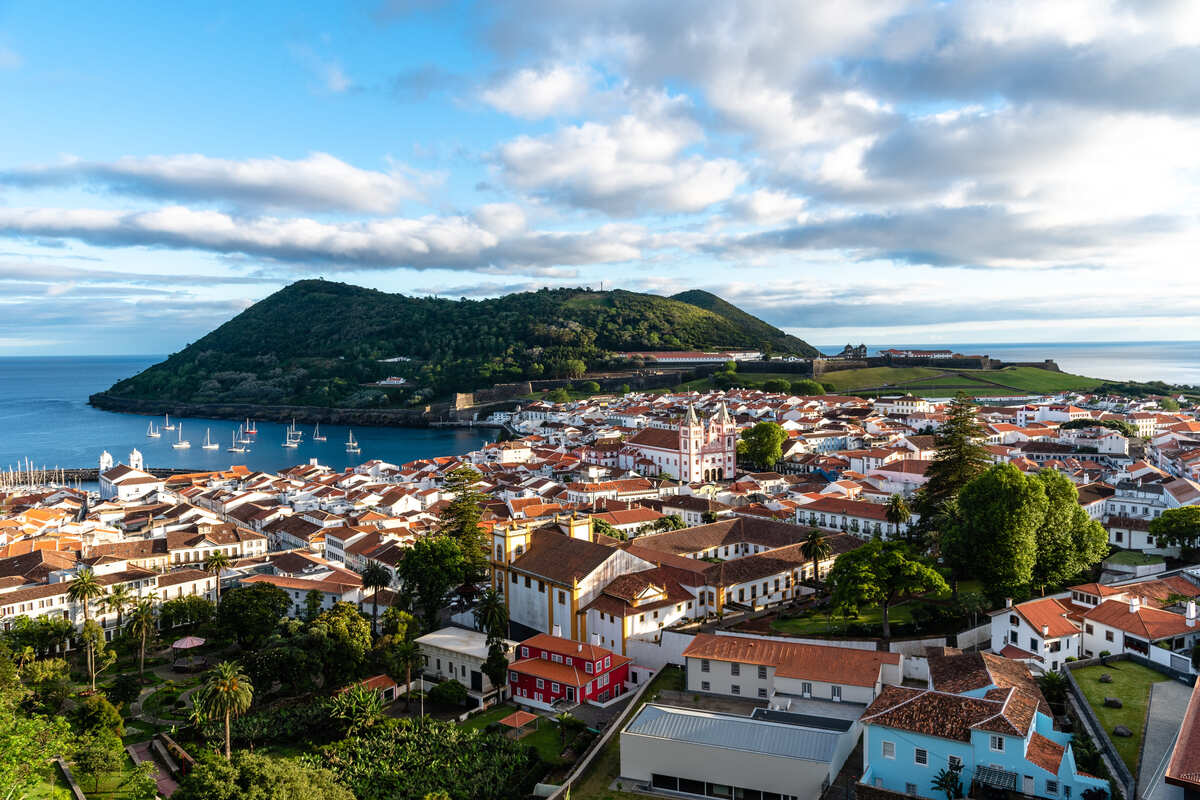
[416,626,516,700]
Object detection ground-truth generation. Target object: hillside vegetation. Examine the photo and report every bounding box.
[100,281,816,408]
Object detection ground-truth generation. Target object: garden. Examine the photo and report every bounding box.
[1072,661,1169,773]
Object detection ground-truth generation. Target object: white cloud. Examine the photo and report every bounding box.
[481,64,594,118]
[1,153,426,213]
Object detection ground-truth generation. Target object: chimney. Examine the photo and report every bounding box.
[590,633,601,647]
[552,624,563,638]
[1005,598,1012,608]
[1188,601,1197,627]
[1042,625,1049,637]
[1129,596,1139,613]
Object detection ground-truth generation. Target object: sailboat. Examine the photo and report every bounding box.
[172,423,191,449]
[345,429,361,454]
[283,419,301,448]
[162,414,175,432]
[313,423,326,442]
[243,418,257,436]
[146,421,161,438]
[227,431,246,453]
[201,428,219,450]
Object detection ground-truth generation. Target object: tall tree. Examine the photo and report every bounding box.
[204,551,233,605]
[361,562,392,637]
[67,567,106,688]
[919,392,991,516]
[828,540,948,639]
[739,421,788,469]
[389,640,422,711]
[308,602,373,685]
[217,583,291,648]
[396,536,466,631]
[473,588,508,641]
[885,494,912,541]
[80,620,116,692]
[439,467,488,581]
[0,646,73,800]
[800,529,832,584]
[174,752,353,800]
[946,463,1047,603]
[1030,470,1109,593]
[195,661,254,760]
[126,597,158,678]
[100,584,133,631]
[1150,505,1200,550]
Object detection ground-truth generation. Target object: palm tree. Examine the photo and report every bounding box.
[195,660,253,760]
[885,493,912,541]
[101,584,134,630]
[473,587,508,641]
[931,766,964,800]
[361,562,392,637]
[126,597,158,678]
[203,551,232,605]
[800,529,832,585]
[67,567,106,687]
[393,640,422,711]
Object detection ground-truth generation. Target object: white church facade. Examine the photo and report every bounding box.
[98,449,164,501]
[618,404,737,482]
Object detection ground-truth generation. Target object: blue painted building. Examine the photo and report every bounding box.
[859,652,1110,799]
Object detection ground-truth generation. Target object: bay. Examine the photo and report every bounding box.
[0,356,492,471]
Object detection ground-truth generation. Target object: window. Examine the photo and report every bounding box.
[524,576,531,587]
[551,653,563,663]
[801,681,812,696]
[511,572,518,584]
[701,681,710,691]
[1010,614,1019,626]
[1047,780,1058,794]
[585,662,593,674]
[730,684,740,695]
[1105,630,1114,642]
[604,656,610,669]
[758,665,767,679]
[731,663,740,676]
[536,678,544,689]
[832,685,842,701]
[948,755,962,770]
[551,682,560,693]
[914,748,928,766]
[905,784,918,796]
[1031,638,1039,651]
[1085,623,1094,634]
[701,659,710,673]
[521,646,528,658]
[557,590,565,604]
[509,671,518,682]
[538,581,545,593]
[565,657,573,666]
[990,734,1005,752]
[882,741,896,759]
[757,687,767,698]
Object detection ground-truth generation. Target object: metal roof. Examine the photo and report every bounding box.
[623,704,842,762]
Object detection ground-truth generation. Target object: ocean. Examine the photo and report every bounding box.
[817,342,1200,387]
[0,356,491,472]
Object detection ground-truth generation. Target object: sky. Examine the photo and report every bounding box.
[1,1,1200,354]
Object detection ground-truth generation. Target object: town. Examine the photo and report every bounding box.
[5,376,1200,800]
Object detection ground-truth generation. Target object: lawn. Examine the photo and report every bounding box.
[459,703,569,765]
[1072,661,1169,773]
[771,601,917,636]
[1105,550,1164,567]
[571,666,684,800]
[993,366,1105,393]
[816,366,944,391]
[71,753,144,800]
[27,766,72,800]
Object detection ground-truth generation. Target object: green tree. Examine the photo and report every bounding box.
[205,550,233,605]
[0,655,73,800]
[790,378,825,395]
[195,661,254,760]
[762,378,791,393]
[73,731,125,792]
[105,672,142,711]
[217,583,291,648]
[564,358,587,379]
[946,464,1047,603]
[653,514,687,532]
[174,752,353,800]
[545,387,570,402]
[160,595,215,630]
[308,603,373,685]
[330,684,386,736]
[80,619,116,693]
[19,657,71,713]
[362,562,393,637]
[71,693,124,738]
[1150,505,1200,549]
[127,596,158,678]
[700,510,719,524]
[303,589,324,623]
[440,466,488,581]
[482,640,509,700]
[919,392,991,517]
[579,380,601,393]
[5,614,73,658]
[397,536,466,631]
[428,679,468,707]
[828,540,948,639]
[99,584,133,631]
[473,588,508,642]
[739,420,788,469]
[1160,396,1180,411]
[931,765,964,800]
[592,518,622,540]
[1030,470,1109,593]
[67,567,106,689]
[380,606,416,640]
[384,639,422,711]
[800,529,832,584]
[122,760,159,800]
[885,494,912,541]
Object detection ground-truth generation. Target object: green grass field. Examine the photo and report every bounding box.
[1105,551,1164,567]
[459,703,567,765]
[1073,661,1168,773]
[816,366,945,391]
[771,601,917,635]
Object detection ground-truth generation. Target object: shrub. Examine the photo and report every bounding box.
[428,679,469,708]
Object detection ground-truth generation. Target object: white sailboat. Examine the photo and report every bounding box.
[172,423,191,449]
[313,423,326,442]
[201,428,219,450]
[283,419,301,448]
[146,421,161,438]
[243,418,257,436]
[227,431,246,453]
[162,414,175,432]
[345,429,360,454]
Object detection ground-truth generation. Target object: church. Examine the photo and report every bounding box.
[617,404,737,482]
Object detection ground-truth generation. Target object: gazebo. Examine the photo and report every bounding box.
[498,710,540,740]
[170,636,207,671]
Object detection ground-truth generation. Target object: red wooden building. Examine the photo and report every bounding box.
[508,632,631,710]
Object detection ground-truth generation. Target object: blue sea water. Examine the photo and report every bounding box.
[817,341,1200,387]
[0,356,491,471]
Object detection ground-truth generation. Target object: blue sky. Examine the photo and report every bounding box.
[1,0,1200,354]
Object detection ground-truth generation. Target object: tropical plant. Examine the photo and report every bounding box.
[80,619,117,692]
[331,684,386,736]
[204,550,233,605]
[100,584,134,631]
[195,660,254,760]
[362,562,392,637]
[800,529,832,583]
[126,597,158,678]
[174,751,353,800]
[473,588,508,642]
[885,493,912,541]
[67,567,106,687]
[428,679,468,707]
[930,765,964,800]
[390,639,422,711]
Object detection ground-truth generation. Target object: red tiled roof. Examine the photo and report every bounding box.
[1167,680,1200,789]
[683,633,898,687]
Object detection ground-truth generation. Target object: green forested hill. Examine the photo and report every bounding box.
[100,281,816,408]
[669,290,810,356]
